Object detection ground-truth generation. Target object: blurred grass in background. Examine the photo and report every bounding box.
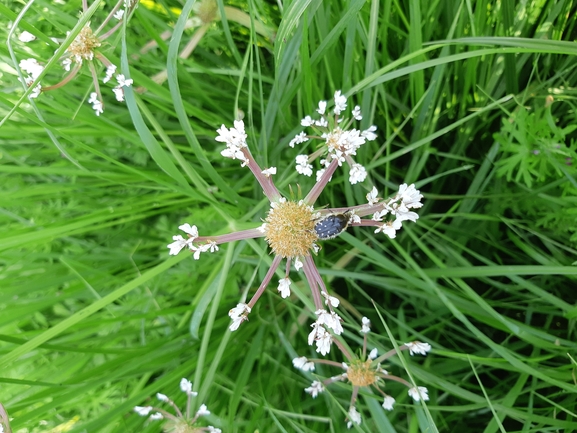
[0,0,576,431]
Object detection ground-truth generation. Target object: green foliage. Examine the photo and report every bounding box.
[1,0,576,432]
[494,102,577,188]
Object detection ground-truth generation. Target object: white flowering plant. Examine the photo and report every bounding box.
[167,91,424,359]
[293,317,432,428]
[13,0,138,115]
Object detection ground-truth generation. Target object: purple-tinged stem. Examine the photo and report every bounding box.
[348,219,384,228]
[100,20,123,40]
[246,255,282,309]
[305,358,343,368]
[349,386,360,408]
[194,228,264,245]
[305,255,336,314]
[82,0,88,12]
[242,148,281,202]
[374,344,410,364]
[146,407,180,422]
[165,397,184,418]
[285,259,291,277]
[42,63,81,91]
[378,374,412,388]
[88,60,103,106]
[332,337,353,361]
[304,158,340,206]
[95,0,123,35]
[302,255,323,310]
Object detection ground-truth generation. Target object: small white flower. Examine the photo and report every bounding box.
[22,77,41,98]
[321,291,340,308]
[366,186,379,205]
[180,378,197,395]
[408,386,429,402]
[103,64,117,83]
[88,92,104,116]
[405,341,432,356]
[292,356,315,372]
[116,74,133,87]
[179,223,199,238]
[167,235,189,255]
[207,241,219,253]
[346,406,361,428]
[134,406,153,416]
[294,257,303,271]
[352,105,362,120]
[156,393,169,402]
[18,31,36,42]
[349,211,361,224]
[348,163,367,184]
[304,380,324,398]
[301,115,314,126]
[62,58,72,72]
[375,219,402,239]
[315,168,326,182]
[278,277,291,298]
[228,303,251,331]
[112,86,124,102]
[314,117,328,127]
[196,404,210,416]
[295,154,313,177]
[114,9,125,20]
[215,120,247,147]
[19,58,44,79]
[333,90,347,115]
[395,209,419,223]
[382,395,395,411]
[315,328,332,355]
[289,131,309,148]
[316,100,327,115]
[360,316,371,334]
[361,125,378,141]
[372,209,387,222]
[149,412,163,420]
[207,427,222,433]
[398,183,423,209]
[229,316,244,331]
[368,348,378,359]
[262,167,276,177]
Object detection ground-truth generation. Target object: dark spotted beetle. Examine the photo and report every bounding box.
[314,211,352,240]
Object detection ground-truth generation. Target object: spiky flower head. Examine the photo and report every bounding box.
[263,198,318,258]
[66,24,101,63]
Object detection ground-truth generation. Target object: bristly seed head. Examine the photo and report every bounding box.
[347,359,378,387]
[66,24,101,63]
[264,199,318,258]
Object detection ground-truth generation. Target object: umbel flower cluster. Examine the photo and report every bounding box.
[134,378,221,433]
[165,91,428,428]
[293,317,431,428]
[168,91,423,356]
[16,0,137,115]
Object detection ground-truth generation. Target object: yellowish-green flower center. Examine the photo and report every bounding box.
[67,25,101,62]
[165,419,201,433]
[264,200,318,258]
[193,0,219,23]
[347,359,378,387]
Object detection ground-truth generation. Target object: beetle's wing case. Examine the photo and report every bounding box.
[314,212,351,240]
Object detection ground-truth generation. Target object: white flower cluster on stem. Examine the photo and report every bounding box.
[290,90,377,185]
[216,120,249,165]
